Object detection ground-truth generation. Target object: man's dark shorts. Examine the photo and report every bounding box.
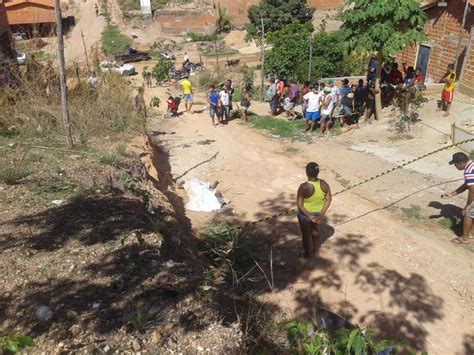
[297,211,320,228]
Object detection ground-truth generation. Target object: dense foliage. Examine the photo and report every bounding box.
[340,0,427,55]
[264,23,367,81]
[246,0,314,40]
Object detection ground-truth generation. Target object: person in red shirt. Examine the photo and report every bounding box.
[388,63,403,85]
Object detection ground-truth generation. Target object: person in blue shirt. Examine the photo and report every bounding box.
[208,85,219,126]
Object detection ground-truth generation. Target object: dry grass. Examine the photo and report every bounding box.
[0,64,144,142]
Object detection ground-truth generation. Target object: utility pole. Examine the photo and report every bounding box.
[214,40,220,78]
[308,36,313,81]
[454,0,470,76]
[260,16,265,102]
[81,30,90,72]
[54,0,73,147]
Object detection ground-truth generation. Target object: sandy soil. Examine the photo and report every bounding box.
[136,74,474,354]
[64,0,107,64]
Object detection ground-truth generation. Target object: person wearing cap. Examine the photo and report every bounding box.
[303,84,322,132]
[320,86,334,134]
[297,162,332,258]
[441,152,474,244]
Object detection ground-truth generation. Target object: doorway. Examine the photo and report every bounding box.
[416,45,431,79]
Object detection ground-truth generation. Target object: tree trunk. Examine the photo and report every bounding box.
[375,50,383,120]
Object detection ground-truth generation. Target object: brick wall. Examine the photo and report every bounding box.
[200,0,344,26]
[395,0,474,86]
[460,26,474,96]
[307,0,344,10]
[155,11,216,35]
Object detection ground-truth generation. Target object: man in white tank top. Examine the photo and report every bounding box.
[320,87,335,134]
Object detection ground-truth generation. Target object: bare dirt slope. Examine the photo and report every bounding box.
[64,0,106,64]
[141,80,473,354]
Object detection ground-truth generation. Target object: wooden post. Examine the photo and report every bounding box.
[260,16,265,103]
[54,0,73,147]
[214,40,220,78]
[308,36,313,81]
[453,0,470,75]
[81,30,90,72]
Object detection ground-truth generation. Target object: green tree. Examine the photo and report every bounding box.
[151,59,172,85]
[340,0,427,119]
[246,0,314,40]
[215,5,232,33]
[264,24,367,81]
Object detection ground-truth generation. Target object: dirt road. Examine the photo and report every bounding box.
[64,0,106,64]
[141,79,473,354]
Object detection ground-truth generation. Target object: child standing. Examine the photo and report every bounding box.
[208,85,219,126]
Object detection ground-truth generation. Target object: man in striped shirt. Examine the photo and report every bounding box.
[441,152,474,244]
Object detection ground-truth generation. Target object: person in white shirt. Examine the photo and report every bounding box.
[218,85,230,123]
[320,87,335,134]
[87,72,98,87]
[303,84,322,132]
[183,52,189,64]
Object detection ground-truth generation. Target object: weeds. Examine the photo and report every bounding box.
[200,47,239,57]
[400,204,423,220]
[99,152,122,166]
[438,217,460,230]
[0,333,34,353]
[0,166,30,185]
[187,32,221,42]
[101,25,132,56]
[123,303,166,333]
[334,172,351,188]
[249,116,306,140]
[115,144,129,157]
[285,320,400,355]
[388,133,414,142]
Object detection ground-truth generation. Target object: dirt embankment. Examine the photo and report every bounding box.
[0,133,243,354]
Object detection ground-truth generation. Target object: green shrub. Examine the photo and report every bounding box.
[99,152,122,167]
[187,32,221,42]
[0,333,34,353]
[151,59,172,84]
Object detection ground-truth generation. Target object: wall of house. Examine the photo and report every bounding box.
[395,1,474,86]
[155,10,216,35]
[307,0,344,10]
[459,26,474,96]
[6,3,56,25]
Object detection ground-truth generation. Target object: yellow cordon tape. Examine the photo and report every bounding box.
[234,137,474,232]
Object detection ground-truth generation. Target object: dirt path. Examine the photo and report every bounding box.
[64,0,106,64]
[141,79,473,354]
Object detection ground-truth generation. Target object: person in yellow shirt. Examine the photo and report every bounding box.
[439,64,456,117]
[296,162,332,258]
[179,76,193,113]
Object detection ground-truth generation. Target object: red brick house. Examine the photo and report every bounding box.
[1,0,16,61]
[4,0,57,35]
[395,0,474,95]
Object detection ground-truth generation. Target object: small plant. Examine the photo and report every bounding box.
[151,59,172,85]
[115,144,129,157]
[0,166,30,185]
[388,133,414,142]
[123,303,165,332]
[99,152,122,167]
[401,204,423,220]
[0,333,34,353]
[284,320,414,355]
[215,5,232,33]
[123,175,151,208]
[438,217,460,230]
[149,97,161,108]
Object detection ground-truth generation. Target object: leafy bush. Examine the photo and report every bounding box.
[187,32,221,42]
[0,333,34,353]
[246,0,314,40]
[151,59,172,84]
[123,303,165,332]
[265,24,368,81]
[215,5,232,33]
[284,320,422,355]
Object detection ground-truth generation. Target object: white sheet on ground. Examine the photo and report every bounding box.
[184,179,224,212]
